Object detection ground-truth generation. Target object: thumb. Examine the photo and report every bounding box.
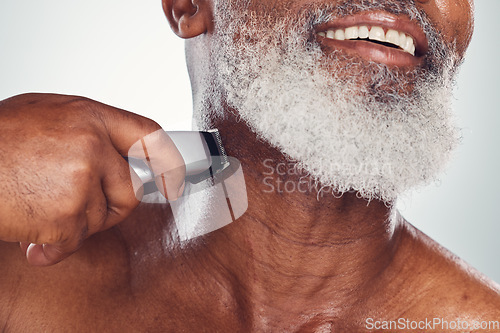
[128,129,186,200]
[25,243,71,266]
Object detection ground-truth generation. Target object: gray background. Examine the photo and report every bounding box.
[0,1,498,282]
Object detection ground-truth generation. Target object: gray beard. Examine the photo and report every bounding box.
[191,0,461,203]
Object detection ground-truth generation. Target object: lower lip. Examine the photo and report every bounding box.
[318,37,423,67]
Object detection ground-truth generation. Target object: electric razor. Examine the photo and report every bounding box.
[126,129,230,195]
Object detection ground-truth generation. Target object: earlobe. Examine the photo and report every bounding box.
[162,0,211,39]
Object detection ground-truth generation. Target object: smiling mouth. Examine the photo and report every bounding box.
[318,26,416,55]
[314,12,428,67]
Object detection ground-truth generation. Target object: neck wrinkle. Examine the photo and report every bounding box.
[196,113,404,319]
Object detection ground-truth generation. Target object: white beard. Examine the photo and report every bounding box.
[191,0,461,204]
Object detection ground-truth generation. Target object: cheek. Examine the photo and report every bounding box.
[428,0,474,54]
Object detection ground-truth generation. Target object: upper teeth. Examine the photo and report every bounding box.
[317,26,416,56]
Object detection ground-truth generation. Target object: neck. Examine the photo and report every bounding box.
[193,112,404,319]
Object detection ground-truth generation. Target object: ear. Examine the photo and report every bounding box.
[162,0,212,38]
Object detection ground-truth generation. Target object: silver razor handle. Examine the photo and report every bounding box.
[126,129,229,195]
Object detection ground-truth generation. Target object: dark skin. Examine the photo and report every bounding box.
[0,0,499,332]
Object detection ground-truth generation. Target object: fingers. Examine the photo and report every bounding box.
[145,130,186,200]
[20,217,87,266]
[94,101,164,155]
[93,101,186,200]
[25,243,71,266]
[128,129,186,200]
[100,148,142,229]
[20,149,138,266]
[16,129,181,266]
[3,95,187,266]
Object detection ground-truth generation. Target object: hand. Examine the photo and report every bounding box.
[0,93,185,266]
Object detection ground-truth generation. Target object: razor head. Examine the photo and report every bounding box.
[186,130,229,184]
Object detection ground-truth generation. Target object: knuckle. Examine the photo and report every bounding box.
[88,201,108,233]
[42,218,87,246]
[68,159,94,178]
[16,92,42,102]
[35,227,64,245]
[60,95,94,109]
[62,161,96,196]
[57,95,104,124]
[25,228,42,244]
[62,132,103,181]
[109,196,138,220]
[74,129,103,153]
[118,196,140,215]
[46,94,93,114]
[56,198,87,221]
[1,93,41,111]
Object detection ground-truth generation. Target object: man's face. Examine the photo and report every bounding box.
[212,0,473,66]
[193,0,474,203]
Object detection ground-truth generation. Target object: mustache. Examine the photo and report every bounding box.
[214,0,461,93]
[309,0,424,20]
[296,0,459,76]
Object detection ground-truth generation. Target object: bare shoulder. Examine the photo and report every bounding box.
[395,220,500,325]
